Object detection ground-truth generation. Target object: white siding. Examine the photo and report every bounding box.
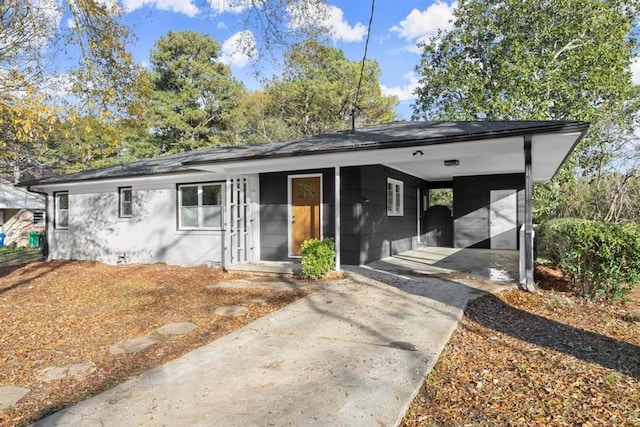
[47,178,224,267]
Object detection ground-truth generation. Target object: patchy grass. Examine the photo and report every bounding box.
[402,265,640,427]
[0,261,311,426]
[0,247,43,266]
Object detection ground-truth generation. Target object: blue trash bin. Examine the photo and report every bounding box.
[0,233,5,247]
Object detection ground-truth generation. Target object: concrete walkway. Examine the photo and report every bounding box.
[35,265,514,426]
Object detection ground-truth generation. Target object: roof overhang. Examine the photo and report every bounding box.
[21,121,589,188]
[189,131,585,183]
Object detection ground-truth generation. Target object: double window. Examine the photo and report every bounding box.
[387,178,404,216]
[178,183,223,229]
[119,187,133,218]
[54,192,69,229]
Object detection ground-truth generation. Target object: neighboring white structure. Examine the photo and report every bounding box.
[0,178,46,247]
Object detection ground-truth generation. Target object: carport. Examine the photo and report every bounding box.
[216,121,588,290]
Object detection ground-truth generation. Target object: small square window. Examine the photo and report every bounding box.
[119,187,133,218]
[387,178,404,216]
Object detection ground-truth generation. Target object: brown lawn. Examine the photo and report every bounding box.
[402,265,640,426]
[0,260,310,426]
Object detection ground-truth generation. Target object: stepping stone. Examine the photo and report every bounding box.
[40,366,68,382]
[213,305,248,317]
[68,362,96,377]
[39,362,97,382]
[156,322,197,336]
[110,336,157,355]
[0,386,29,410]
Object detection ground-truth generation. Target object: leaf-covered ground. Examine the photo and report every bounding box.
[0,261,310,427]
[403,265,640,426]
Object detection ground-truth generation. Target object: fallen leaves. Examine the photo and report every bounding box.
[0,260,310,426]
[402,265,640,427]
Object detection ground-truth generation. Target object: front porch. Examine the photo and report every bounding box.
[227,246,519,283]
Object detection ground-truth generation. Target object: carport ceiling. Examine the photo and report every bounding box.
[196,129,585,183]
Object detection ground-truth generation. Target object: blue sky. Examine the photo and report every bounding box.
[98,0,462,119]
[53,0,639,120]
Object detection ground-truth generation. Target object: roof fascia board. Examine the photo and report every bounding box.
[26,170,224,191]
[548,130,589,180]
[182,121,590,167]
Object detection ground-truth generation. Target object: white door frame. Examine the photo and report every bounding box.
[287,173,323,257]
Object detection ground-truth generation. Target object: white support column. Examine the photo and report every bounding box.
[224,176,231,268]
[249,175,260,262]
[523,135,535,292]
[334,166,341,271]
[416,187,421,245]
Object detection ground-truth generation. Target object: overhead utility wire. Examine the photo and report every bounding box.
[350,0,375,133]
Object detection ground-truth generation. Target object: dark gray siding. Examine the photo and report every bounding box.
[339,167,362,265]
[259,169,335,261]
[358,165,427,265]
[259,165,427,264]
[453,173,524,249]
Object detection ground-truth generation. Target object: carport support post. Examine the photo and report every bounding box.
[523,136,536,292]
[335,167,341,271]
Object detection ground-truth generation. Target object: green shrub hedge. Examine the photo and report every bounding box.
[300,238,335,279]
[537,218,640,300]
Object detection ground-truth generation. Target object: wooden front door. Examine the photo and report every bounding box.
[291,176,321,255]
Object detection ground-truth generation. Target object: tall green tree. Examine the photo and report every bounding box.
[147,31,246,154]
[265,40,397,137]
[413,0,637,122]
[412,0,639,221]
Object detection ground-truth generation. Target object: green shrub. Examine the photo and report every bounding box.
[300,238,336,279]
[537,218,640,301]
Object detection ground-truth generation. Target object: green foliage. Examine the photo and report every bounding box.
[147,31,246,154]
[413,0,637,122]
[537,218,640,301]
[265,40,397,137]
[300,238,336,279]
[428,188,453,211]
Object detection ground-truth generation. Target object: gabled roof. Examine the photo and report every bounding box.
[0,179,45,210]
[21,120,589,187]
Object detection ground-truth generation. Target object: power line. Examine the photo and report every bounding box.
[350,0,375,132]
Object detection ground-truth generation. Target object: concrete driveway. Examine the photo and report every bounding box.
[35,255,514,426]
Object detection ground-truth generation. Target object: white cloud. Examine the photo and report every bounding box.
[391,1,457,45]
[380,72,419,102]
[42,73,75,99]
[122,0,199,17]
[220,30,256,68]
[631,56,640,85]
[288,3,366,43]
[0,0,62,54]
[207,0,249,15]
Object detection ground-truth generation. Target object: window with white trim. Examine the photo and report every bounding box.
[387,178,404,216]
[54,192,69,229]
[178,183,223,229]
[119,187,133,218]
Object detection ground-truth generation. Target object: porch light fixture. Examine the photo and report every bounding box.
[444,159,460,167]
